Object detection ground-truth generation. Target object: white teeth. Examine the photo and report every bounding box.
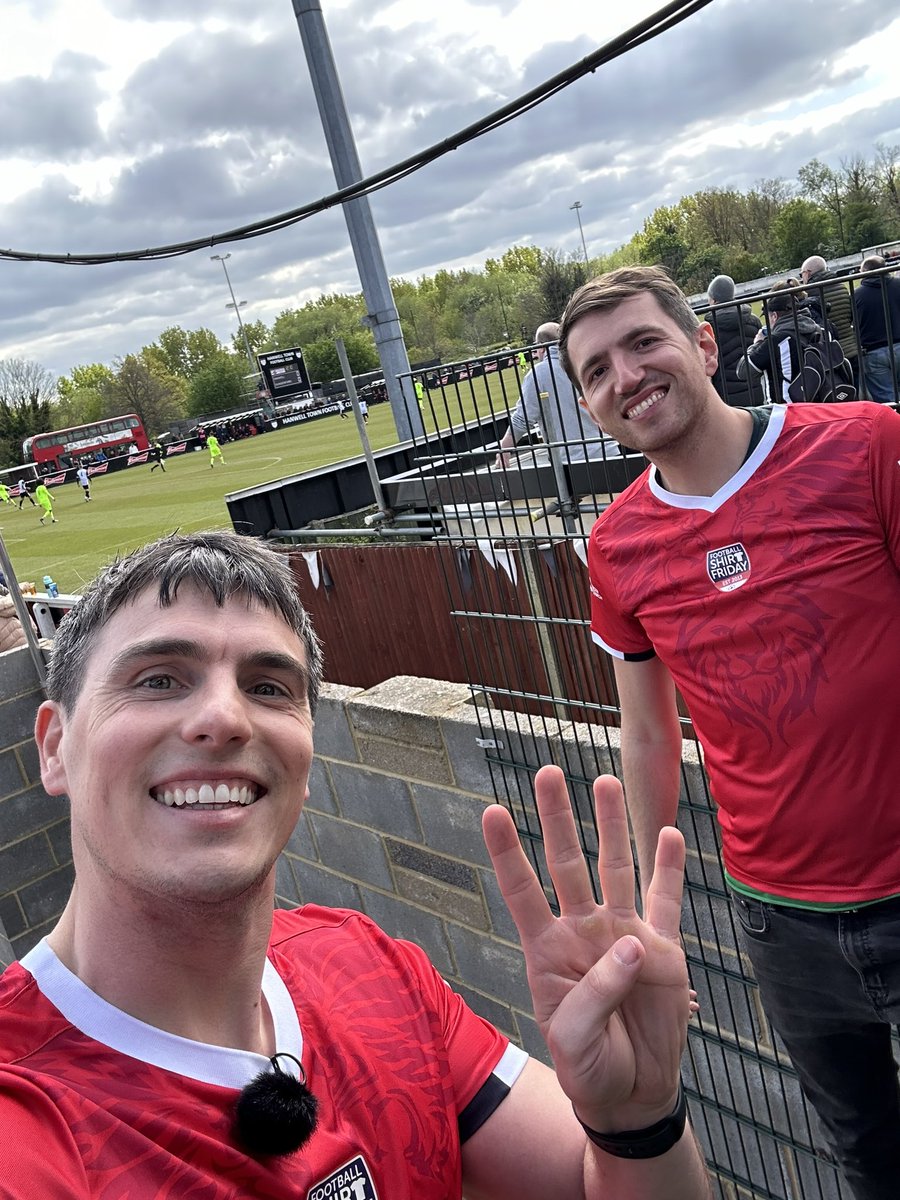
[627,390,664,418]
[154,782,259,808]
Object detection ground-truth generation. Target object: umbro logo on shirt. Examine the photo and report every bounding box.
[308,1155,378,1200]
[707,543,751,592]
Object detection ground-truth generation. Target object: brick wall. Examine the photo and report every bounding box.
[276,677,550,1056]
[0,646,71,969]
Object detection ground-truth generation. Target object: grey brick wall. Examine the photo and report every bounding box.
[0,646,70,967]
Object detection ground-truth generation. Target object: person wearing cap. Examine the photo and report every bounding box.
[703,275,764,407]
[736,281,823,401]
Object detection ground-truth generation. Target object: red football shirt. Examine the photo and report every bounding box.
[0,907,526,1198]
[589,403,900,902]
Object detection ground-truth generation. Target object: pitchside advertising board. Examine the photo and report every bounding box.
[38,443,190,486]
[258,347,312,400]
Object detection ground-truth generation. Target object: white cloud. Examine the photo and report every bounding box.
[0,0,897,378]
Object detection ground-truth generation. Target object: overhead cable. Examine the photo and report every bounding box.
[0,0,713,266]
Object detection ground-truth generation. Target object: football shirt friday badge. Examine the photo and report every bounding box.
[706,543,751,592]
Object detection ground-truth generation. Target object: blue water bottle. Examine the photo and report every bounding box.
[43,575,59,598]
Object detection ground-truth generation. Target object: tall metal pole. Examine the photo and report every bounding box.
[211,253,258,380]
[570,201,590,267]
[291,0,423,442]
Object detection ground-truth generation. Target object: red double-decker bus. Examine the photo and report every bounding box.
[23,414,150,471]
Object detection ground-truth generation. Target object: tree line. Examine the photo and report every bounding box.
[2,146,898,469]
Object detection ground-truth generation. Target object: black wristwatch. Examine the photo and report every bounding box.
[575,1082,687,1159]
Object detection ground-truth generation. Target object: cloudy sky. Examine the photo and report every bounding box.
[0,0,898,381]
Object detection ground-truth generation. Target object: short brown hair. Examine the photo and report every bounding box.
[558,266,699,382]
[47,530,323,716]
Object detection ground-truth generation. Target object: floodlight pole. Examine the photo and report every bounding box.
[570,201,590,267]
[292,0,423,442]
[211,253,258,380]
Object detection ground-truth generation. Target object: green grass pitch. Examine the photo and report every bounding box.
[2,375,514,594]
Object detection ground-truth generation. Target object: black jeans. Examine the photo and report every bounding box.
[732,892,900,1200]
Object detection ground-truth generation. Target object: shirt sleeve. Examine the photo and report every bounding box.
[0,1069,91,1198]
[745,336,770,376]
[509,368,539,442]
[388,933,528,1141]
[869,404,900,570]
[588,525,655,661]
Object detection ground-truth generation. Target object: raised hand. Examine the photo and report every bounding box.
[482,765,691,1134]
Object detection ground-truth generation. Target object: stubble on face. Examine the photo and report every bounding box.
[45,588,315,918]
[569,296,718,459]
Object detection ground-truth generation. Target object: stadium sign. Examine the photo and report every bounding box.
[258,347,312,400]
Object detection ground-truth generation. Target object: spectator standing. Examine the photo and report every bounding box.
[558,264,900,1200]
[737,283,824,401]
[704,275,763,406]
[76,465,92,501]
[801,255,860,388]
[0,530,710,1199]
[495,322,620,468]
[853,255,900,404]
[34,482,58,525]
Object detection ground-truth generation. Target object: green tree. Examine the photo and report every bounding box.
[144,327,225,381]
[538,251,588,324]
[303,331,379,384]
[485,245,544,279]
[0,358,56,468]
[54,363,115,428]
[188,354,247,417]
[798,158,846,252]
[229,319,271,360]
[271,294,369,352]
[874,143,900,231]
[635,202,693,281]
[770,198,832,270]
[107,355,186,436]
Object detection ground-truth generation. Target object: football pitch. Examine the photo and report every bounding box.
[1,403,407,595]
[2,376,514,594]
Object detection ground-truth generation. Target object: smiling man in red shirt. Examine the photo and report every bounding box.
[0,529,708,1200]
[559,265,900,1200]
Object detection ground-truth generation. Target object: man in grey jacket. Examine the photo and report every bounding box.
[495,322,620,467]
